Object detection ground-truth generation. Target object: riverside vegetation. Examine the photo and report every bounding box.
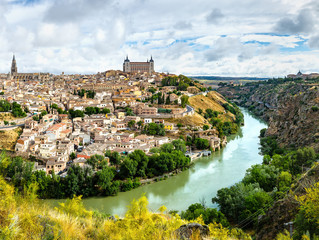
[215,77,319,239]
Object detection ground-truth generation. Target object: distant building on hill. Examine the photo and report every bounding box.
[287,70,319,80]
[123,56,154,74]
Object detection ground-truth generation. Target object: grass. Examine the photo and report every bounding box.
[0,127,22,151]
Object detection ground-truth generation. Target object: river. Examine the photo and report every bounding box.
[49,108,267,216]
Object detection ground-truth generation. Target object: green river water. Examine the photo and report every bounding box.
[47,108,267,216]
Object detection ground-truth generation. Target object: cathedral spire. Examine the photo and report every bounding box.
[11,54,17,75]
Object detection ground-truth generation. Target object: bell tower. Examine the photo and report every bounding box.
[11,54,17,75]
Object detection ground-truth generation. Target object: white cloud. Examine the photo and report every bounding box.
[0,0,318,77]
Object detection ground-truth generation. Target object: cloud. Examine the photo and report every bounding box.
[206,8,224,24]
[205,37,255,62]
[274,8,315,34]
[0,0,318,77]
[308,34,319,48]
[174,21,192,30]
[44,0,111,23]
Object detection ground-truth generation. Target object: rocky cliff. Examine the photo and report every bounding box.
[219,82,319,151]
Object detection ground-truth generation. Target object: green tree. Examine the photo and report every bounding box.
[194,138,210,150]
[87,154,104,170]
[203,125,209,131]
[160,143,174,153]
[172,139,187,153]
[119,158,138,179]
[128,120,136,129]
[101,108,111,114]
[181,203,229,226]
[96,166,116,195]
[165,95,170,105]
[242,164,280,192]
[212,182,272,224]
[128,150,149,178]
[181,95,189,108]
[70,152,76,160]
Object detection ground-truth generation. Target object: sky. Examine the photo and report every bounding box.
[0,0,319,77]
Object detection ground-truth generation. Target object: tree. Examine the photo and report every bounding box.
[40,110,47,116]
[70,152,76,160]
[128,120,136,129]
[85,107,96,116]
[242,164,280,192]
[137,120,143,128]
[160,143,174,153]
[12,102,27,118]
[119,158,138,179]
[165,95,170,105]
[203,125,209,131]
[128,150,149,178]
[181,95,189,108]
[101,108,110,114]
[96,166,116,195]
[194,138,210,150]
[212,182,272,224]
[125,107,135,116]
[181,203,229,226]
[69,109,84,119]
[294,182,319,239]
[172,139,187,153]
[87,154,104,170]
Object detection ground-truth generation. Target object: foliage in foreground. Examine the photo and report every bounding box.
[0,176,253,239]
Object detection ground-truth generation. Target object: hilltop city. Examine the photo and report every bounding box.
[0,55,232,176]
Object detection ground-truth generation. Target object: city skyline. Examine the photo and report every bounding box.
[0,0,319,77]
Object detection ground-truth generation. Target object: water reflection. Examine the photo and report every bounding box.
[47,109,267,216]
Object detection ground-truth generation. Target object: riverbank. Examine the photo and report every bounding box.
[46,108,267,216]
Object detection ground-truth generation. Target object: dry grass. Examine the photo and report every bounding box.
[0,127,22,151]
[189,95,225,113]
[167,113,209,127]
[206,91,228,105]
[0,113,18,121]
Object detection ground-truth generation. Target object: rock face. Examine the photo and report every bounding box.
[219,83,319,151]
[175,223,210,240]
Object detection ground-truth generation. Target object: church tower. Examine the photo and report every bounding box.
[149,55,154,73]
[123,55,131,73]
[11,54,17,75]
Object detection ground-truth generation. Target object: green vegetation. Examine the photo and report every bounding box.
[0,180,252,240]
[142,122,166,136]
[0,141,190,199]
[75,89,96,98]
[181,203,229,226]
[161,75,195,91]
[294,182,319,239]
[51,103,67,114]
[69,109,84,119]
[212,142,319,229]
[0,101,27,118]
[84,107,110,116]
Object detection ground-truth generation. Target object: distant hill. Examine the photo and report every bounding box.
[190,76,268,81]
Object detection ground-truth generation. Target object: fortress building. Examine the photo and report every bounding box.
[123,56,154,74]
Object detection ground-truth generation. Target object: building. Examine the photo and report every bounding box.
[11,54,17,75]
[287,71,319,80]
[10,54,48,81]
[123,56,154,74]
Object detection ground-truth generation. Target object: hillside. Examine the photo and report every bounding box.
[217,79,319,238]
[0,176,252,240]
[219,81,319,151]
[0,127,22,151]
